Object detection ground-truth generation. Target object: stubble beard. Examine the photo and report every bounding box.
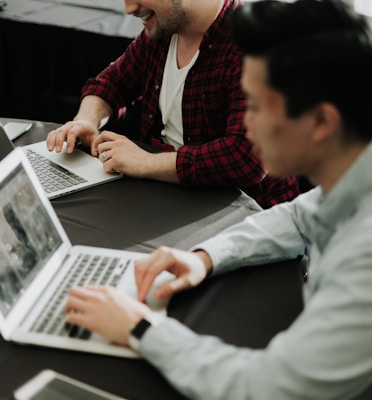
[150,1,189,40]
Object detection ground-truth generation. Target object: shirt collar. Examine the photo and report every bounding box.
[313,141,372,252]
[200,0,240,50]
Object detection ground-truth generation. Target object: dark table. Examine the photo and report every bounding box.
[0,118,305,400]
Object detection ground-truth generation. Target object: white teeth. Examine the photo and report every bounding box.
[141,12,154,22]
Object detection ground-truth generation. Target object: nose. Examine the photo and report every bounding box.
[124,0,138,15]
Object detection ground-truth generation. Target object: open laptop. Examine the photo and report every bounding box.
[0,147,171,358]
[0,123,121,199]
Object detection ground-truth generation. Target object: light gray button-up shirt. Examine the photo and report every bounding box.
[139,142,372,400]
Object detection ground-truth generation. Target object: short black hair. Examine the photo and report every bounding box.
[230,0,372,142]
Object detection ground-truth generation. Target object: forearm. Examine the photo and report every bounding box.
[176,136,265,188]
[191,195,312,276]
[139,317,285,400]
[143,151,180,184]
[140,272,372,400]
[74,96,113,129]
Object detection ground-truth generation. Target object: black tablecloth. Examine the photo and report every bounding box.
[0,118,305,400]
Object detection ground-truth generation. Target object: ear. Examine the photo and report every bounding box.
[311,103,341,144]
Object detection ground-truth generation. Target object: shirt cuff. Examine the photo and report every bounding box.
[129,312,166,352]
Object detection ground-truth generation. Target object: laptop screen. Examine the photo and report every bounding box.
[0,124,15,161]
[0,164,62,316]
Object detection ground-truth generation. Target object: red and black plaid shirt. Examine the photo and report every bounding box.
[81,0,299,208]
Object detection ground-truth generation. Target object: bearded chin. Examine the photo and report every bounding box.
[155,10,189,40]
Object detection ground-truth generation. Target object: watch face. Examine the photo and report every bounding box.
[131,318,152,340]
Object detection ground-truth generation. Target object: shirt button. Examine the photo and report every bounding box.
[208,44,213,49]
[155,85,160,91]
[149,114,154,119]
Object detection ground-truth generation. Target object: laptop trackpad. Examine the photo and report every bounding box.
[118,269,174,312]
[45,143,98,169]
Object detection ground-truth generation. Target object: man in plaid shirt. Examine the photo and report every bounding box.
[46,0,299,208]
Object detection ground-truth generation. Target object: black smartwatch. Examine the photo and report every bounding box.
[129,313,163,351]
[131,318,152,340]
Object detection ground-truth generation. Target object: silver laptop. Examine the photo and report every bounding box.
[0,147,171,358]
[0,124,121,199]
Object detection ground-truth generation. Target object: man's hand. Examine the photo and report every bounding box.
[65,286,151,346]
[94,131,152,175]
[46,120,99,154]
[46,95,112,154]
[135,247,213,303]
[94,131,179,182]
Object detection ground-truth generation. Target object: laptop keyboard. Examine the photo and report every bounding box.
[30,253,131,339]
[25,148,87,194]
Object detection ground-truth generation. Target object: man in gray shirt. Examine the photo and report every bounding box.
[65,0,372,398]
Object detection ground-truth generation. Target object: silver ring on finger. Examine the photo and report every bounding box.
[102,152,107,161]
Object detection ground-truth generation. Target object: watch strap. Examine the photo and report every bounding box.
[131,318,152,340]
[129,313,164,351]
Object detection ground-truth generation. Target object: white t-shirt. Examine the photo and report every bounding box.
[159,34,199,150]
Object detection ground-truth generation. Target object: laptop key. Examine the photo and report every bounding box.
[30,253,129,340]
[24,149,87,193]
[79,329,92,340]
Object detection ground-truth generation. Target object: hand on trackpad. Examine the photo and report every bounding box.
[121,270,174,313]
[144,284,170,311]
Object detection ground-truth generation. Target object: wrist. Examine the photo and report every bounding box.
[195,250,213,277]
[145,152,179,183]
[129,312,164,351]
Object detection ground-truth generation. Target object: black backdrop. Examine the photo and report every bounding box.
[0,18,132,123]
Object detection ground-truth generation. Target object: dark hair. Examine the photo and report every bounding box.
[230,0,372,141]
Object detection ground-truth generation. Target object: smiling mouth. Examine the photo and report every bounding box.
[140,11,155,22]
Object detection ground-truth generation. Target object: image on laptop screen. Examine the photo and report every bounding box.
[0,165,62,316]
